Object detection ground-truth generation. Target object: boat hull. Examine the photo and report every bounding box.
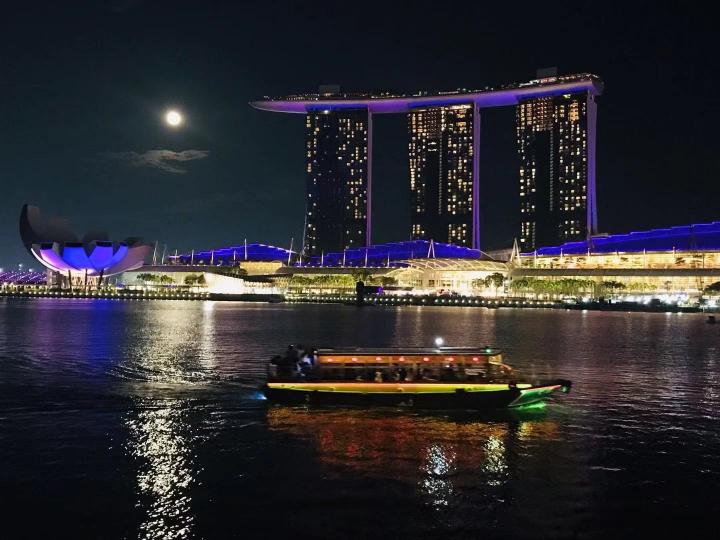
[261,380,570,409]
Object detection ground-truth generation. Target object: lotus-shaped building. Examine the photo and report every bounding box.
[19,205,152,280]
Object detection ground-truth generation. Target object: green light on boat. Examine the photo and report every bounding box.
[514,401,547,411]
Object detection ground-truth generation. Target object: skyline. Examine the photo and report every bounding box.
[2,2,718,265]
[255,72,600,254]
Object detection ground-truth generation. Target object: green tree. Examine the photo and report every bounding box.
[705,281,720,294]
[509,278,530,297]
[351,270,371,284]
[136,273,158,286]
[184,274,204,286]
[484,272,505,296]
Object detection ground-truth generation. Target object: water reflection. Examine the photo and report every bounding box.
[267,406,559,509]
[121,303,217,540]
[420,443,458,507]
[125,400,194,540]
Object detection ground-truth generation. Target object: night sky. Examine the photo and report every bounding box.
[2,1,717,266]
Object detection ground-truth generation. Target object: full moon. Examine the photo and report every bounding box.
[165,110,183,127]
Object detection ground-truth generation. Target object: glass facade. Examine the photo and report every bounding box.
[408,105,474,247]
[517,93,594,251]
[304,108,369,257]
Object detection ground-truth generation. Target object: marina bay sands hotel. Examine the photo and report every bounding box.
[250,71,604,256]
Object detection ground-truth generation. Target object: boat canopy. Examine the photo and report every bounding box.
[316,347,504,366]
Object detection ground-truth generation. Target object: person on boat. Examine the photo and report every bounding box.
[442,364,458,381]
[298,353,313,376]
[285,344,299,363]
[397,367,407,382]
[374,370,383,383]
[273,345,299,378]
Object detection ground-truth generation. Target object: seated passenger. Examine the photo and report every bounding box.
[298,354,312,375]
[442,365,458,381]
[285,345,299,363]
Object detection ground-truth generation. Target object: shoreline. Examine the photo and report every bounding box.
[1,289,716,313]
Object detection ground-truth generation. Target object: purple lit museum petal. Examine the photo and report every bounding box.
[61,245,98,274]
[33,245,67,272]
[19,205,153,278]
[107,244,129,268]
[106,244,152,275]
[88,243,115,272]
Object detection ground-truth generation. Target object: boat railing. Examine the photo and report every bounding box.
[267,357,512,384]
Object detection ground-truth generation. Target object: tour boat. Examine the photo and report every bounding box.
[262,346,571,409]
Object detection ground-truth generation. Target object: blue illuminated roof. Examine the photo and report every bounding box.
[175,240,484,267]
[0,271,46,285]
[527,221,720,256]
[303,240,483,267]
[174,243,294,264]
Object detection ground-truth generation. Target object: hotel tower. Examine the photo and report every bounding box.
[304,107,370,257]
[251,72,602,256]
[408,105,478,248]
[517,83,599,251]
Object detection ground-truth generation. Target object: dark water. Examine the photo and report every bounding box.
[1,299,719,539]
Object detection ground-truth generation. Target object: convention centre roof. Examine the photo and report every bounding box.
[176,240,490,268]
[528,221,720,256]
[302,240,486,268]
[173,243,294,264]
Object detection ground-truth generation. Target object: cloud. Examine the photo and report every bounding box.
[105,149,209,174]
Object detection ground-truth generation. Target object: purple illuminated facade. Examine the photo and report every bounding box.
[250,75,602,115]
[19,205,152,284]
[0,271,46,285]
[526,221,720,257]
[302,240,483,268]
[174,243,294,265]
[250,73,603,253]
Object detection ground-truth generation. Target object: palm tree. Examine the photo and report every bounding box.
[484,272,505,297]
[705,281,720,295]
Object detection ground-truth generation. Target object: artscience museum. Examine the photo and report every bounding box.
[19,204,152,288]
